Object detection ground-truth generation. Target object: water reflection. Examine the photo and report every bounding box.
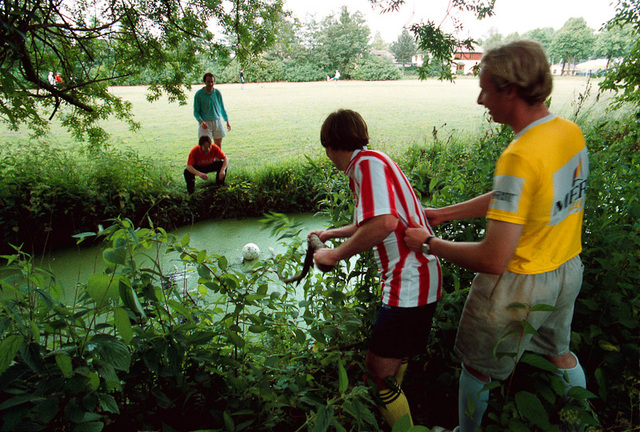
[38,213,329,302]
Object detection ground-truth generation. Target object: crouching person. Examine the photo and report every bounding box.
[184,135,229,194]
[311,109,443,428]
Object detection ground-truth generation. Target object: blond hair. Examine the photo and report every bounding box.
[480,40,553,105]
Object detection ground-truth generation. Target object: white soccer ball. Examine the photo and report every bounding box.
[242,243,260,261]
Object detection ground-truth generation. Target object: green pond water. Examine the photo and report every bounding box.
[35,213,329,302]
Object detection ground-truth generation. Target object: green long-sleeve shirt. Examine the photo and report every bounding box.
[193,87,228,122]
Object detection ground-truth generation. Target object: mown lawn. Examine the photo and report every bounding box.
[0,76,618,174]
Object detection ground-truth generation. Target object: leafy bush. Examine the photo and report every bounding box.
[0,149,326,255]
[283,61,329,82]
[0,112,638,431]
[350,55,402,81]
[0,214,388,431]
[397,115,640,430]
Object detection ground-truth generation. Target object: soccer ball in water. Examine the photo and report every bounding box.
[242,243,260,261]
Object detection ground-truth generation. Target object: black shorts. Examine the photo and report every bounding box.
[368,302,437,359]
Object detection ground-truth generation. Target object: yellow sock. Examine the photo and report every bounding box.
[395,357,409,388]
[378,387,413,427]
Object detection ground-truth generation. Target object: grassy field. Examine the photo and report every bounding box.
[0,76,619,174]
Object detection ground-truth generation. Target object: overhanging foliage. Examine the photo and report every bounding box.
[0,0,283,148]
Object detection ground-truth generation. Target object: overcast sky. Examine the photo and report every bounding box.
[283,0,618,42]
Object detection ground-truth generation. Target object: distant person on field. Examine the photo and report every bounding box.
[240,68,245,91]
[54,72,63,85]
[311,109,443,429]
[333,69,340,84]
[404,40,589,432]
[194,72,231,148]
[48,71,55,85]
[184,135,229,195]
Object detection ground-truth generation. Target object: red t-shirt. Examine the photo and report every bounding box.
[187,144,226,166]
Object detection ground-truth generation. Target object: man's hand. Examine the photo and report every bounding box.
[199,173,208,180]
[404,217,430,253]
[424,208,447,227]
[217,169,226,182]
[309,230,328,243]
[226,121,231,131]
[314,247,338,271]
[201,120,208,129]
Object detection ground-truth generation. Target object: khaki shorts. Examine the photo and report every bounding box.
[198,118,227,140]
[454,256,584,380]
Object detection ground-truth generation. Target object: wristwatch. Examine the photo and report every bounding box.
[421,235,436,255]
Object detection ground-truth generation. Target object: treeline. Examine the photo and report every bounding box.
[114,10,638,87]
[478,17,635,71]
[114,6,455,87]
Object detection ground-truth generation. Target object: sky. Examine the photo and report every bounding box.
[283,0,618,43]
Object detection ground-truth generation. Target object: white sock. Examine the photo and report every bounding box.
[555,352,587,397]
[458,364,490,432]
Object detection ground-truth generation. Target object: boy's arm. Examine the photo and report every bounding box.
[313,214,398,268]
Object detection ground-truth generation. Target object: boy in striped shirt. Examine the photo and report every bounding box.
[311,109,442,428]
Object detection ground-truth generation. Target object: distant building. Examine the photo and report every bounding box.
[575,58,610,76]
[551,59,610,76]
[371,49,394,60]
[451,44,483,75]
[410,45,483,75]
[412,52,427,67]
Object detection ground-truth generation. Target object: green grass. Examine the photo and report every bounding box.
[0,76,621,174]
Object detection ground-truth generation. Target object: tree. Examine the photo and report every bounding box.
[523,27,555,52]
[371,31,391,50]
[481,27,504,50]
[369,0,496,80]
[600,0,640,108]
[390,29,417,68]
[549,17,596,74]
[0,0,284,148]
[594,24,636,66]
[314,6,371,77]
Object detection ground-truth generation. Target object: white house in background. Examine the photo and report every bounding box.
[551,58,610,76]
[411,45,483,74]
[450,44,483,75]
[412,52,427,67]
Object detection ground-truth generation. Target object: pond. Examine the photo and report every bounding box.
[36,213,329,302]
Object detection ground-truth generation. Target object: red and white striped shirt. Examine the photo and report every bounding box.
[345,149,442,307]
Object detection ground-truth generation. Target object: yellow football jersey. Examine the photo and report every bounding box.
[487,115,589,274]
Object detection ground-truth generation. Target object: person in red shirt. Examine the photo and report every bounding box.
[311,109,442,428]
[184,135,229,194]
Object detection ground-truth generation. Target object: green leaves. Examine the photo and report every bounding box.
[87,334,131,372]
[0,0,285,148]
[337,359,348,393]
[86,274,120,307]
[515,391,551,430]
[0,335,24,375]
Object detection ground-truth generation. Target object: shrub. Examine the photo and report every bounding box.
[350,55,402,81]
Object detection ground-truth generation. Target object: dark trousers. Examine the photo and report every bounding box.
[184,161,226,194]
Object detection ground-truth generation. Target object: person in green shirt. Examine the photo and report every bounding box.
[193,72,231,148]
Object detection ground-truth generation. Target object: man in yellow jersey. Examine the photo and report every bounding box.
[404,40,589,432]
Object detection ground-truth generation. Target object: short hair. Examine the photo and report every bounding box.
[480,40,553,105]
[198,135,212,147]
[203,72,215,83]
[320,109,369,151]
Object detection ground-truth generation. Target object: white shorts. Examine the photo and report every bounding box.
[198,118,227,140]
[454,255,584,380]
